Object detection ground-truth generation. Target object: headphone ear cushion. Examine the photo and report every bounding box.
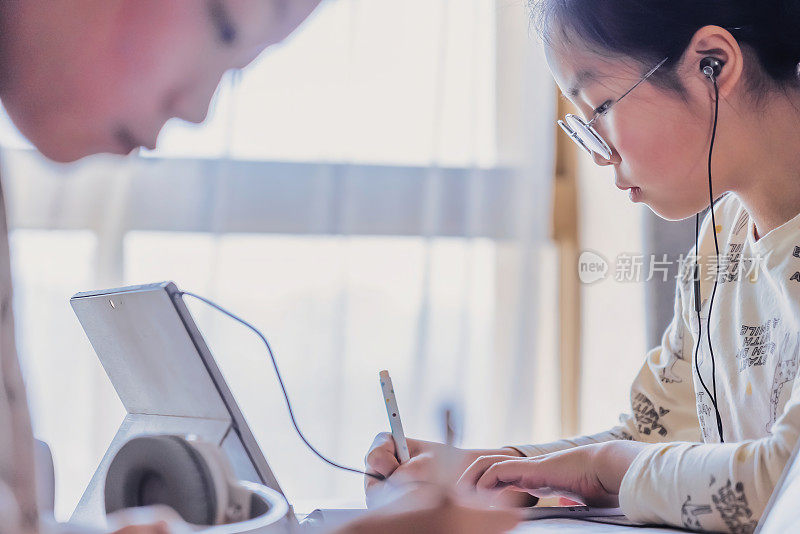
[104,435,218,525]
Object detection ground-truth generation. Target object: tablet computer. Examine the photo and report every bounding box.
[69,281,297,528]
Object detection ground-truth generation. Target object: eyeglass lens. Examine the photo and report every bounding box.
[563,114,612,160]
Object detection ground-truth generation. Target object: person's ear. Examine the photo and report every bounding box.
[683,25,744,99]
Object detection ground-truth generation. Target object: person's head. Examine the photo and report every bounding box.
[0,0,321,163]
[532,0,800,220]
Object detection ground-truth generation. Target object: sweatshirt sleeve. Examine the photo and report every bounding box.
[510,271,702,456]
[619,380,800,533]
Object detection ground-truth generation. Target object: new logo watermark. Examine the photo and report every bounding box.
[576,250,764,284]
[578,250,609,284]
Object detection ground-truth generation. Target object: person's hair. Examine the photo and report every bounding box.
[530,0,800,97]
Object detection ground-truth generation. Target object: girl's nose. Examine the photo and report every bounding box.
[592,147,620,166]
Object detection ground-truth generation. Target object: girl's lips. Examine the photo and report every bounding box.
[628,186,643,202]
[614,181,643,202]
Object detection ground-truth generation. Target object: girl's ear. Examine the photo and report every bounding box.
[683,25,744,99]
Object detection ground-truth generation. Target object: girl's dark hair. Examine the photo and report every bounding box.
[531,0,800,94]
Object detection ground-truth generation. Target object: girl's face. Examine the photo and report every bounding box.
[544,32,727,220]
[0,0,320,163]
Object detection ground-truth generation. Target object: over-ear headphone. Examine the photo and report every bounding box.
[104,435,290,532]
[700,57,723,79]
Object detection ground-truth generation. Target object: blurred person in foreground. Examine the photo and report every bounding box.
[0,1,521,533]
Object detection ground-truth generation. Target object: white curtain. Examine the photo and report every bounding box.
[0,0,557,520]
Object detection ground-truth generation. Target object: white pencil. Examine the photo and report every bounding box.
[379,370,411,463]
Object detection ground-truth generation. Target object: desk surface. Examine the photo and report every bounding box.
[512,518,688,533]
[298,510,690,533]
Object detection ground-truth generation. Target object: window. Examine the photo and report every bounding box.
[149,0,496,167]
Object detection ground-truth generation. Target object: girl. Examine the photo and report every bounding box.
[365,1,800,532]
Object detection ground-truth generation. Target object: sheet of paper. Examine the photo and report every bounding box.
[523,506,627,521]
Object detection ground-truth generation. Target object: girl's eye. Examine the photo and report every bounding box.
[594,100,612,115]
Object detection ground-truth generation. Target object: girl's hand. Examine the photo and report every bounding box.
[364,434,445,488]
[364,433,526,508]
[456,441,647,508]
[364,433,468,507]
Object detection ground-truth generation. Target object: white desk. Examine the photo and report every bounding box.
[513,519,687,533]
[298,508,689,533]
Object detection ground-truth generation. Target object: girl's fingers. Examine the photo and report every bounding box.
[390,453,435,484]
[365,433,400,480]
[366,448,400,479]
[457,455,519,490]
[474,456,600,506]
[475,459,534,493]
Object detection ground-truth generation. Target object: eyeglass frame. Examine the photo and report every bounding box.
[557,56,669,160]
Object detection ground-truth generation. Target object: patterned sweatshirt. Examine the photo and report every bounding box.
[513,192,800,533]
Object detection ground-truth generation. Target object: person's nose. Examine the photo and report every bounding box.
[170,92,212,125]
[592,151,613,166]
[591,146,621,167]
[165,75,223,125]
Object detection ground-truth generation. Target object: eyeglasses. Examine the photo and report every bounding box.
[558,57,669,160]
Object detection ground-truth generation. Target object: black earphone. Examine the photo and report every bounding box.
[693,56,725,442]
[700,56,723,80]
